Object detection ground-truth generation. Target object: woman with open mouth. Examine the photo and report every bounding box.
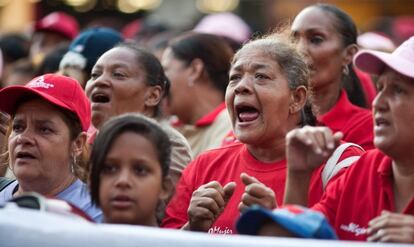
[284,36,414,243]
[162,33,364,234]
[0,74,102,222]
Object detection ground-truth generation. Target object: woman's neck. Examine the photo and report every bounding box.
[247,138,286,163]
[312,79,342,115]
[15,173,77,198]
[186,85,224,125]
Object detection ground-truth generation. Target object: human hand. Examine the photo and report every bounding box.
[286,126,343,173]
[367,210,414,243]
[238,173,276,213]
[187,181,236,231]
[0,111,9,135]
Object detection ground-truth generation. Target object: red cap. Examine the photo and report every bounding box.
[35,11,79,40]
[0,74,91,131]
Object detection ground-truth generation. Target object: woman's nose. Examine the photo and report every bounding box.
[16,130,35,145]
[234,77,252,95]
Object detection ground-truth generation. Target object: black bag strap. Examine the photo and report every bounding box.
[0,177,15,192]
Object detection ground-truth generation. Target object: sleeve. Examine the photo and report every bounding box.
[312,168,348,226]
[161,160,198,229]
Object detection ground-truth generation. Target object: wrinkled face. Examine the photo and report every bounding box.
[86,47,151,129]
[372,68,414,157]
[161,48,192,121]
[99,132,165,226]
[291,7,346,89]
[8,99,73,183]
[226,48,292,147]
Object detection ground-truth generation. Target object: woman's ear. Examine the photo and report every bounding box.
[188,58,205,83]
[72,132,87,157]
[144,85,162,109]
[289,85,307,114]
[343,44,358,66]
[159,176,174,202]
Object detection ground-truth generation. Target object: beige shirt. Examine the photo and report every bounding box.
[176,109,232,158]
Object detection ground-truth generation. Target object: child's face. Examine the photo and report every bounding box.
[99,131,167,226]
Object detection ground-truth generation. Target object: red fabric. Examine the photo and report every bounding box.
[318,90,374,150]
[171,103,227,127]
[312,149,414,241]
[0,74,91,131]
[35,12,79,40]
[162,142,364,234]
[195,102,226,127]
[355,68,377,108]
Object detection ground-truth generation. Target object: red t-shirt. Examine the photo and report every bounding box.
[319,90,374,150]
[162,142,364,234]
[312,149,414,241]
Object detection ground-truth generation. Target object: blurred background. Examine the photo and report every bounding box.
[0,0,413,43]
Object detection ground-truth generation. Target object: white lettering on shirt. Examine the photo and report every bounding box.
[208,226,233,235]
[340,222,367,236]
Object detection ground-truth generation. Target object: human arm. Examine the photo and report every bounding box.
[284,126,342,206]
[367,211,414,243]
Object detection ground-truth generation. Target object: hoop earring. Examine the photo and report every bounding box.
[343,65,349,76]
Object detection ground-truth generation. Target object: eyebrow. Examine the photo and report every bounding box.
[232,63,272,72]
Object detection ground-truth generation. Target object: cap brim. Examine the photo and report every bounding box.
[236,207,312,237]
[354,50,414,79]
[0,86,73,115]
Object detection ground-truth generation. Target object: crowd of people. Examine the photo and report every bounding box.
[1,3,414,244]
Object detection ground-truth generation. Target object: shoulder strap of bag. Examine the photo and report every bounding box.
[321,143,363,190]
[0,177,15,192]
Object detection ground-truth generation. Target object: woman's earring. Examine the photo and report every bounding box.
[71,155,77,174]
[343,65,349,76]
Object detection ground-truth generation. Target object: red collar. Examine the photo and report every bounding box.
[195,102,227,127]
[318,90,363,131]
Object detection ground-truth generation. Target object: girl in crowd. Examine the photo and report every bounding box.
[284,37,414,243]
[0,74,102,222]
[162,34,364,234]
[89,114,171,226]
[161,32,233,157]
[291,4,374,150]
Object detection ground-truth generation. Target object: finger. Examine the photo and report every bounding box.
[378,227,414,243]
[193,187,225,208]
[333,131,343,144]
[240,173,261,186]
[223,182,236,203]
[368,212,414,234]
[191,197,222,216]
[199,181,225,197]
[241,193,263,207]
[188,206,216,220]
[368,227,414,243]
[321,128,335,150]
[238,201,249,213]
[245,183,273,198]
